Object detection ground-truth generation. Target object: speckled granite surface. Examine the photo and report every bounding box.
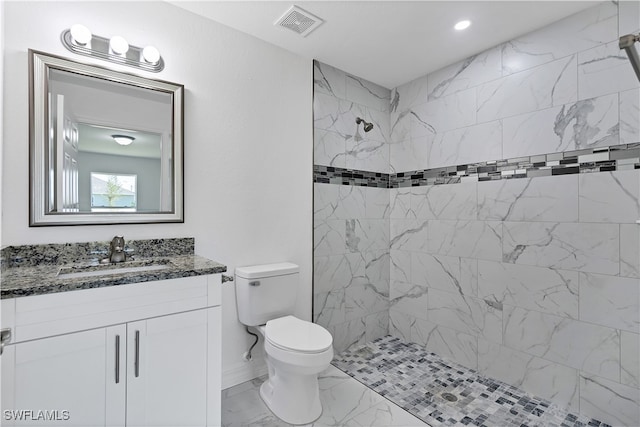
[0,238,226,299]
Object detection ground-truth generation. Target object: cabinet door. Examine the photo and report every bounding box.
[6,325,125,426]
[126,310,208,427]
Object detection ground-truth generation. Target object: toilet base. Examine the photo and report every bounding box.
[259,372,322,425]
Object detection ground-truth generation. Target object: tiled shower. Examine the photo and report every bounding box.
[313,2,640,426]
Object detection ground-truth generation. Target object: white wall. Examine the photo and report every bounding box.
[2,1,312,388]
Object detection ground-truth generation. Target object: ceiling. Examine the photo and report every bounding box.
[170,1,598,89]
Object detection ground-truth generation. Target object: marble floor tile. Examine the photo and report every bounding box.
[221,364,427,427]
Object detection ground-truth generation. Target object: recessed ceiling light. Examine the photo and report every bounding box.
[454,20,471,31]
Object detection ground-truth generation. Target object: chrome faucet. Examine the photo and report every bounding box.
[103,235,127,263]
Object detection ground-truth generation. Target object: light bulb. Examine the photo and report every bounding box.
[454,20,471,31]
[142,46,160,64]
[70,24,92,45]
[112,135,135,146]
[109,36,129,55]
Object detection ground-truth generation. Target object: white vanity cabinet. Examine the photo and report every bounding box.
[0,274,222,427]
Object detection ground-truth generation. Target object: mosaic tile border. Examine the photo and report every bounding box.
[333,335,609,427]
[313,143,640,188]
[313,165,390,187]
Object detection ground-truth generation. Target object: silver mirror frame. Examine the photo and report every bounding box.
[29,50,184,226]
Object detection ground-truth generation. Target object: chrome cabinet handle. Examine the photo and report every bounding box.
[134,330,140,377]
[115,335,121,384]
[0,328,12,356]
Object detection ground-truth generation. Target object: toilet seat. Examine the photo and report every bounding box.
[265,315,332,354]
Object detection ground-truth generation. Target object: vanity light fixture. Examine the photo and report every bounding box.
[61,25,164,72]
[112,135,135,146]
[454,20,471,31]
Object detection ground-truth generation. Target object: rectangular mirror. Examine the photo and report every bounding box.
[29,50,184,226]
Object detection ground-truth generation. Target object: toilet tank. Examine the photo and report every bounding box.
[235,262,299,326]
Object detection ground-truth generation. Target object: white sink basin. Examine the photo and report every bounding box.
[57,263,170,279]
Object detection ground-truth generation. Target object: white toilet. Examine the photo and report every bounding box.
[235,263,333,425]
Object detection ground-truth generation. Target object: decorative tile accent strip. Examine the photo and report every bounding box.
[313,165,390,187]
[313,143,640,188]
[333,336,609,427]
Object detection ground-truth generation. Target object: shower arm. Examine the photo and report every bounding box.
[620,33,640,82]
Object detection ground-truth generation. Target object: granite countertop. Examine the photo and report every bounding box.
[0,238,227,299]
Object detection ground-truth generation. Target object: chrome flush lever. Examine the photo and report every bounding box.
[0,328,12,355]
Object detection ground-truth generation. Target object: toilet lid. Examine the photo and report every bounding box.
[265,316,333,354]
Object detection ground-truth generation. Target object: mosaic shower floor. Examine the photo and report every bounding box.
[332,336,609,427]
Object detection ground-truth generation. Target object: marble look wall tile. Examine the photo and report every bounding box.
[620,88,640,144]
[365,310,389,343]
[501,2,617,75]
[412,182,478,220]
[502,222,619,275]
[421,321,479,370]
[578,40,640,100]
[390,75,428,113]
[314,253,366,294]
[427,120,502,169]
[579,272,639,333]
[477,339,580,411]
[364,107,391,144]
[389,109,411,144]
[502,93,619,158]
[314,92,358,136]
[363,250,390,296]
[389,188,414,219]
[579,373,640,427]
[389,281,428,321]
[390,219,428,252]
[477,56,577,123]
[327,316,367,354]
[388,308,416,344]
[428,46,502,101]
[621,331,640,387]
[428,288,503,344]
[314,61,346,99]
[314,289,347,327]
[314,129,347,168]
[411,253,468,295]
[428,220,502,261]
[478,175,578,222]
[345,283,389,322]
[390,250,411,285]
[389,309,478,370]
[460,258,478,297]
[365,186,390,219]
[503,306,621,381]
[345,138,389,173]
[621,223,640,278]
[389,135,429,173]
[620,0,640,36]
[579,170,639,223]
[346,219,389,253]
[346,73,391,113]
[314,183,339,221]
[314,219,346,256]
[336,185,367,219]
[411,88,476,138]
[478,261,579,319]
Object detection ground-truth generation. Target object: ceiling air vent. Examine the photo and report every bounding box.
[275,5,324,37]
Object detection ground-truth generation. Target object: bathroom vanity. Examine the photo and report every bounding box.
[0,238,226,426]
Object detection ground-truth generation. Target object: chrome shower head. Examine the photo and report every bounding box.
[356,117,374,132]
